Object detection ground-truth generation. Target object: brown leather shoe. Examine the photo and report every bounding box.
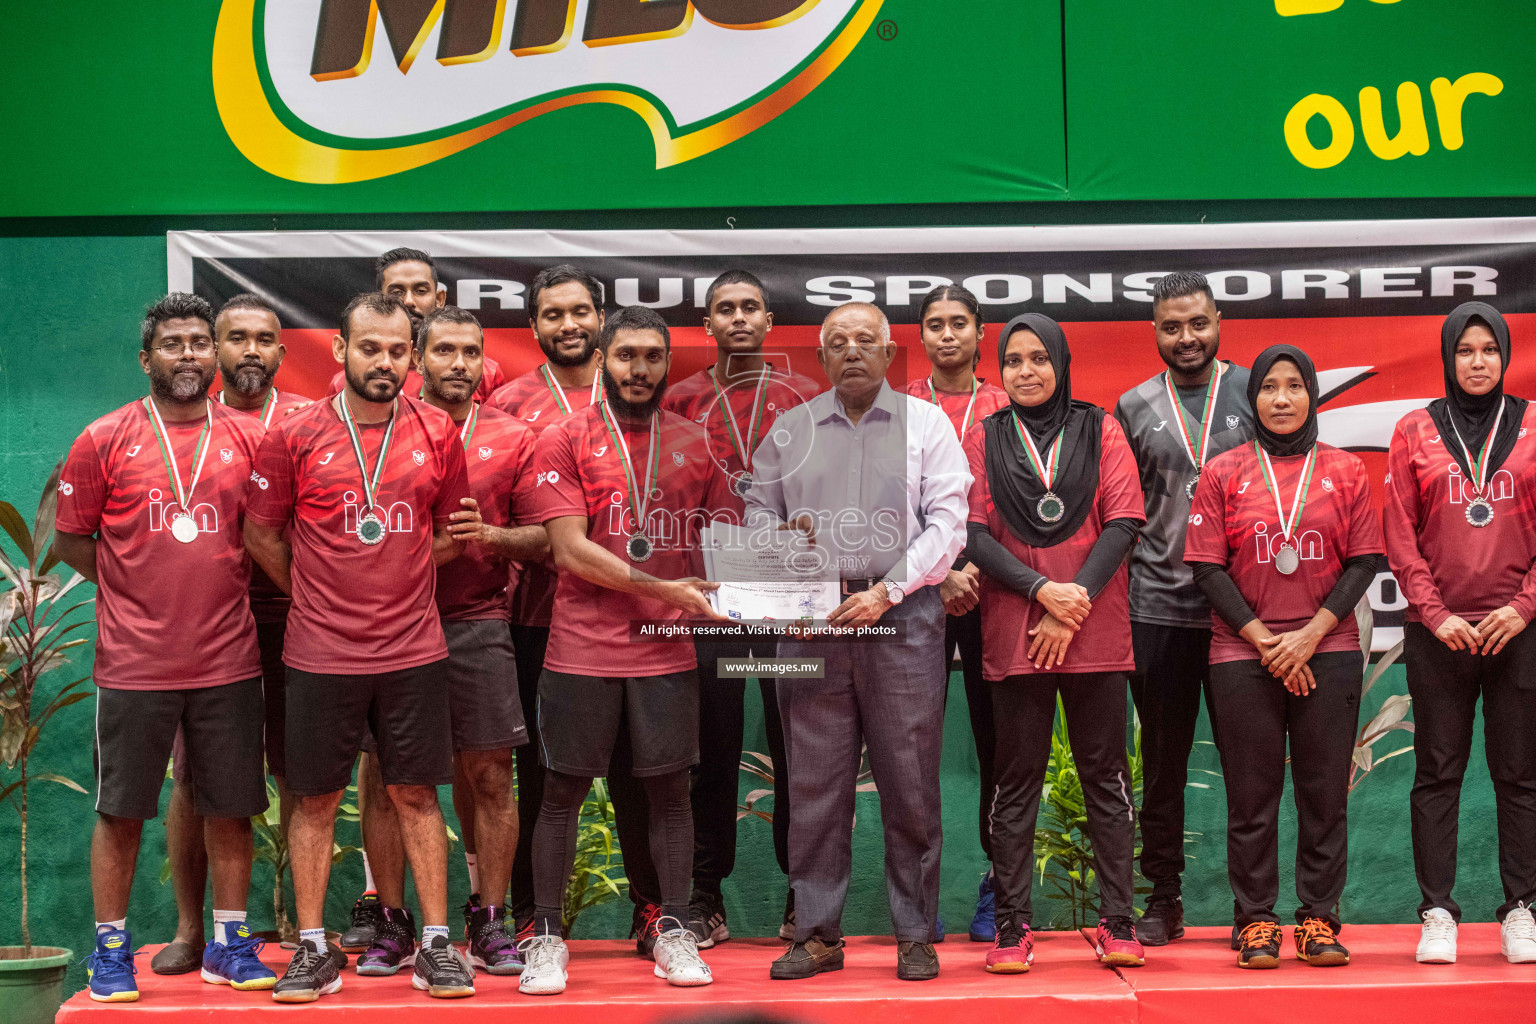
[150,939,205,975]
[770,937,845,979]
[896,940,939,980]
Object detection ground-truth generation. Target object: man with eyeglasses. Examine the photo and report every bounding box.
[743,302,971,982]
[55,293,273,1002]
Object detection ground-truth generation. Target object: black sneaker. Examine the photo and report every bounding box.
[1236,921,1283,969]
[467,904,524,975]
[896,940,940,981]
[1137,895,1185,946]
[1294,918,1350,967]
[338,893,383,953]
[412,934,476,998]
[770,937,845,980]
[356,906,417,976]
[633,901,664,958]
[687,889,729,949]
[272,940,345,1003]
[461,893,482,942]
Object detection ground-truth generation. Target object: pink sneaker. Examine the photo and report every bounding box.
[1095,917,1145,967]
[985,924,1033,974]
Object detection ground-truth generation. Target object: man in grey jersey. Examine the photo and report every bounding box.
[1112,272,1253,945]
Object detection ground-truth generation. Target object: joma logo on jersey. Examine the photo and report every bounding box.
[211,0,882,183]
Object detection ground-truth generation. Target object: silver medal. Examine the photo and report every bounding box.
[731,472,752,498]
[1186,471,1200,501]
[1275,543,1300,575]
[626,533,653,562]
[357,512,386,546]
[170,513,199,544]
[1036,491,1065,523]
[1466,497,1494,528]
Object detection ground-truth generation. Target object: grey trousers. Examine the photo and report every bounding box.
[776,584,947,943]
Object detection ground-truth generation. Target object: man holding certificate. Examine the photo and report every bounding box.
[744,302,971,982]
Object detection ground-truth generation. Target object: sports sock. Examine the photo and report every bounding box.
[423,925,450,944]
[300,928,327,953]
[465,852,480,897]
[96,919,127,935]
[213,910,246,945]
[362,851,377,895]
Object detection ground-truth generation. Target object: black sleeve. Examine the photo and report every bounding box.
[965,522,1047,600]
[1322,553,1378,623]
[1190,560,1258,633]
[1071,518,1141,599]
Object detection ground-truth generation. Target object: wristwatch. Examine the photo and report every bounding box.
[880,579,904,605]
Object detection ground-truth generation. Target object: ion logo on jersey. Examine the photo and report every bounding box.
[212,0,883,183]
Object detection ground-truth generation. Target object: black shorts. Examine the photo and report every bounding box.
[285,660,453,797]
[536,669,699,778]
[444,618,528,751]
[95,679,267,820]
[173,618,288,783]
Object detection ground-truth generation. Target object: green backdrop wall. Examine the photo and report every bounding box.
[3,198,1533,998]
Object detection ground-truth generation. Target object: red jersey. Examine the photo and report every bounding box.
[219,388,314,624]
[660,364,822,517]
[1384,406,1536,631]
[326,357,505,404]
[528,405,730,677]
[434,405,538,621]
[1185,442,1384,665]
[486,366,606,627]
[900,377,1010,442]
[56,400,264,690]
[965,414,1145,680]
[246,396,471,674]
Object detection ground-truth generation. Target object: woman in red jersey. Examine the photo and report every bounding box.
[1185,344,1383,970]
[962,313,1147,974]
[1384,302,1536,966]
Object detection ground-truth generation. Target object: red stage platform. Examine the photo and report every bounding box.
[56,926,1536,1023]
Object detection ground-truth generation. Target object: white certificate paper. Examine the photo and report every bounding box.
[701,522,839,623]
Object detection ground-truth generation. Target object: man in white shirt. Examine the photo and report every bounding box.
[744,302,971,982]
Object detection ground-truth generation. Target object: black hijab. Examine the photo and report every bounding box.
[981,313,1104,547]
[1247,345,1319,458]
[1426,302,1527,479]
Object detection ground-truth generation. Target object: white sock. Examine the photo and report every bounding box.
[362,851,377,895]
[423,925,450,945]
[300,928,327,953]
[96,919,127,935]
[213,910,246,945]
[465,852,480,896]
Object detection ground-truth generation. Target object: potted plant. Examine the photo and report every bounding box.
[0,463,95,1024]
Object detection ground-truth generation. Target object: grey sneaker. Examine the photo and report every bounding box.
[411,934,475,998]
[272,941,344,1003]
[652,920,713,986]
[686,890,729,949]
[517,934,569,996]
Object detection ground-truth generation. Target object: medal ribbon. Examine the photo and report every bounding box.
[1448,399,1505,497]
[218,389,278,428]
[710,370,770,471]
[929,377,981,438]
[1010,412,1064,491]
[1163,362,1223,472]
[336,394,398,514]
[142,398,213,516]
[540,364,603,416]
[599,403,660,535]
[1254,442,1317,546]
[459,404,479,451]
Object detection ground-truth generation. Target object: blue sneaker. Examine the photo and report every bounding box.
[969,870,997,942]
[202,922,277,990]
[86,928,139,1002]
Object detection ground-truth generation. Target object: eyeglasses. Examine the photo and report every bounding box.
[823,339,884,356]
[154,340,215,357]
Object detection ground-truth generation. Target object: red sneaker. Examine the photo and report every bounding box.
[633,902,665,958]
[1095,916,1146,967]
[985,924,1034,974]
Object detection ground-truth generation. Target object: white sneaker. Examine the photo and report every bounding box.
[1501,904,1536,964]
[517,935,569,995]
[1416,908,1457,964]
[652,920,713,987]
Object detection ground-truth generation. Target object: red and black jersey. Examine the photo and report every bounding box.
[899,377,1010,443]
[1185,442,1384,665]
[1385,405,1536,630]
[326,357,506,405]
[487,366,605,627]
[660,363,821,517]
[246,396,471,674]
[527,405,729,678]
[56,400,265,690]
[964,414,1145,680]
[435,405,538,621]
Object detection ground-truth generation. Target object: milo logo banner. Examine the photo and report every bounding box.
[169,217,1536,647]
